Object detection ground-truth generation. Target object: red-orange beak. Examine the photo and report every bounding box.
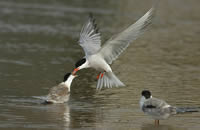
[72,68,79,75]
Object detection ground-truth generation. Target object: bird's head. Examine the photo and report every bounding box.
[63,72,78,91]
[72,58,89,75]
[140,90,152,109]
[63,73,77,82]
[141,90,152,99]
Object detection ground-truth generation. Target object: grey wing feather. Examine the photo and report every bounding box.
[142,98,165,111]
[79,14,101,56]
[143,98,174,117]
[98,7,155,64]
[176,107,200,114]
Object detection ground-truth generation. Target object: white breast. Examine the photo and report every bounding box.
[88,54,112,72]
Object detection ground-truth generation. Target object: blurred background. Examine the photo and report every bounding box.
[0,0,200,130]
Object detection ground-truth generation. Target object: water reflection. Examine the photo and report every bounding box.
[43,103,71,128]
[141,124,187,130]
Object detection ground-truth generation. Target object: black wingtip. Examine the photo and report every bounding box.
[89,13,96,24]
[94,23,99,33]
[88,13,100,34]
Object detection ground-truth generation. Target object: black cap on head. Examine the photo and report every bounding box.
[141,90,151,99]
[63,73,71,82]
[75,58,86,68]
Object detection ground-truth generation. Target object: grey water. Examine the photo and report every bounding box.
[0,0,200,130]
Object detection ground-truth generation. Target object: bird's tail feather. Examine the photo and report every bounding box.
[176,107,200,114]
[169,106,177,115]
[96,72,125,90]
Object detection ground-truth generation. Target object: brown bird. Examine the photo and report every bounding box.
[45,73,77,104]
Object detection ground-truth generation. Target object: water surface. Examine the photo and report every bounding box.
[0,0,200,130]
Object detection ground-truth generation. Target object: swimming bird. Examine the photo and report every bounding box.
[140,90,199,125]
[72,6,155,90]
[44,73,77,104]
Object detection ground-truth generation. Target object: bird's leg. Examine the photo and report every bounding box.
[100,71,105,78]
[97,72,101,79]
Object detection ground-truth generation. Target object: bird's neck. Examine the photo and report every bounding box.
[79,59,90,70]
[64,76,74,91]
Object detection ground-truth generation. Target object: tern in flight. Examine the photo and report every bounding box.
[72,6,155,89]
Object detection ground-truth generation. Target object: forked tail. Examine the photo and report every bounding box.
[96,72,125,90]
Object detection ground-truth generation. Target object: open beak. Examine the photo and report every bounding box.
[72,68,79,75]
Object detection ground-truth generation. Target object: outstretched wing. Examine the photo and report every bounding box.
[79,14,101,56]
[98,7,155,64]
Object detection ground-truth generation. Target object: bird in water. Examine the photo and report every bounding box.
[140,90,199,125]
[44,73,77,104]
[72,6,155,90]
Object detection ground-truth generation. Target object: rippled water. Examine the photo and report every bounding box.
[0,0,200,130]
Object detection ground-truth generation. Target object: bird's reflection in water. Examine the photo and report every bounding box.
[141,124,187,130]
[62,105,70,127]
[68,100,98,128]
[44,103,71,128]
